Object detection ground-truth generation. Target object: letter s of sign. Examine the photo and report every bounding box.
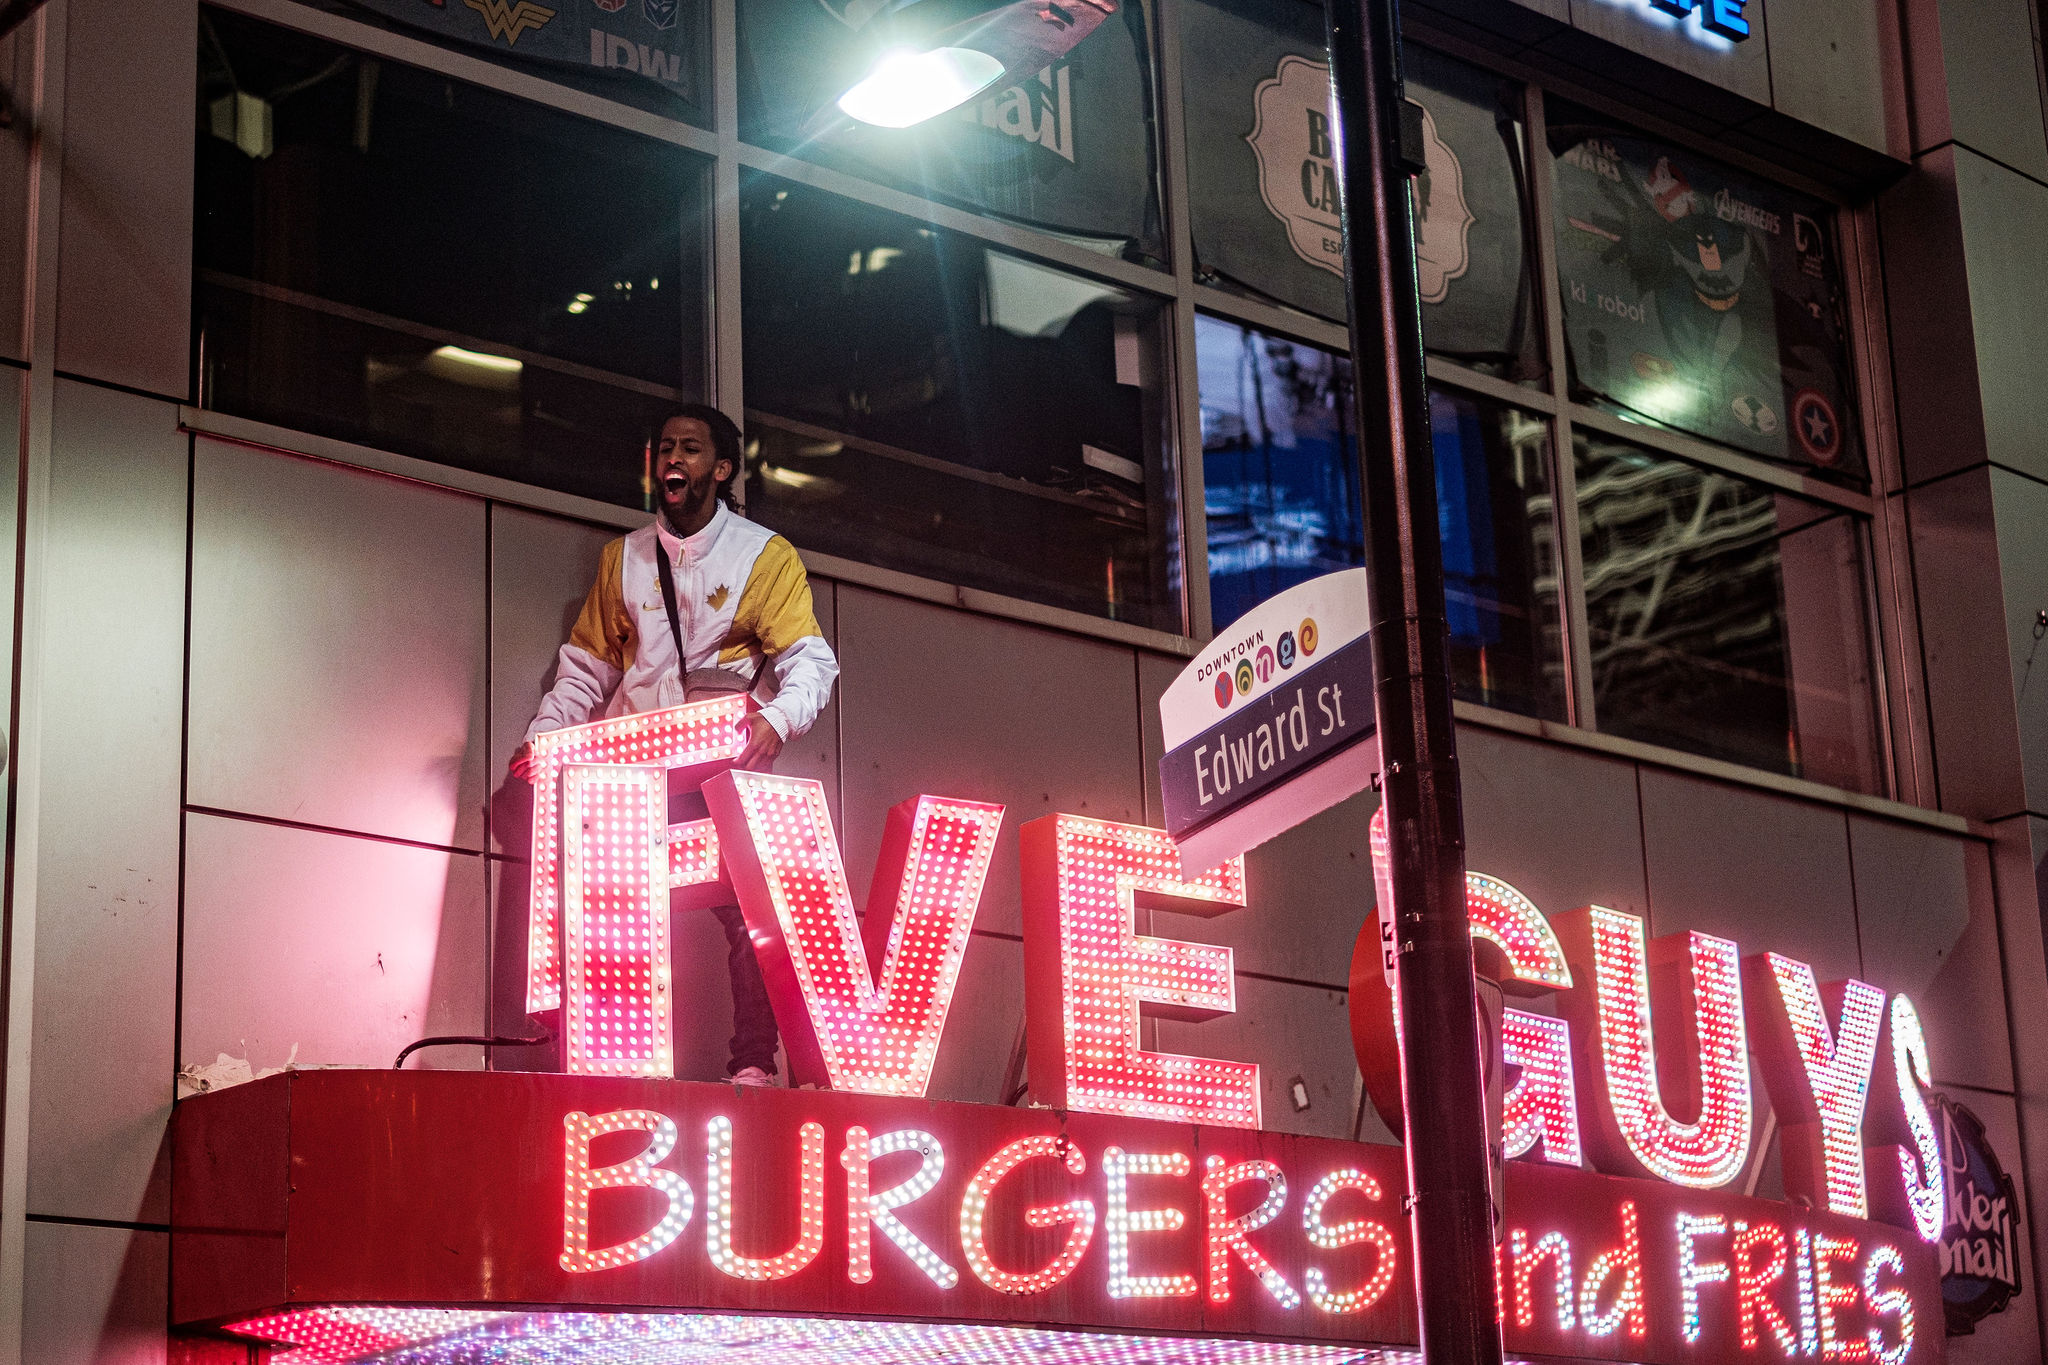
[561,1109,695,1272]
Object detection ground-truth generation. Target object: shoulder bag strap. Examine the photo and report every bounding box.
[653,538,690,678]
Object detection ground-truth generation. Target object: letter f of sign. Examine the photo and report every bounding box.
[704,770,1004,1096]
[527,695,753,1078]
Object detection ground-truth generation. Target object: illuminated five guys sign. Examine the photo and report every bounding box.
[454,694,1953,1365]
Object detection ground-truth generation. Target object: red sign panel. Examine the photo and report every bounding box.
[172,1071,1942,1364]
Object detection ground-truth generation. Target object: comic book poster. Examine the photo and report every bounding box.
[1549,116,1864,481]
[736,0,1160,256]
[346,0,704,109]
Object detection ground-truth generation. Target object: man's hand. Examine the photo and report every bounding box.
[736,713,784,771]
[509,741,539,783]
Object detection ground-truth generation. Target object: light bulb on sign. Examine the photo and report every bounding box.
[959,1136,1096,1294]
[1300,1170,1399,1314]
[560,1109,694,1273]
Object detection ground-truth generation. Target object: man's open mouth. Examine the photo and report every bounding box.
[662,473,688,495]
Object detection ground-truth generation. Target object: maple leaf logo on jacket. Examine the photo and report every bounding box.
[464,0,555,45]
[707,585,730,610]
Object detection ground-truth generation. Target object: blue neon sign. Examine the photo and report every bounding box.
[1645,0,1751,40]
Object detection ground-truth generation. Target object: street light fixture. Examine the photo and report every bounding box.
[832,0,1117,128]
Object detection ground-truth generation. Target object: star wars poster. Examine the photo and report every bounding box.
[1180,0,1532,371]
[1548,116,1864,481]
[737,0,1160,256]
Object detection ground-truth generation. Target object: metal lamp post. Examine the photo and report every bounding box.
[1322,0,1504,1359]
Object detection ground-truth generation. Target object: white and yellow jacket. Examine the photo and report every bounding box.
[525,502,838,743]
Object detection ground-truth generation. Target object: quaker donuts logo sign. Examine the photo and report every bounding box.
[1935,1095,2023,1334]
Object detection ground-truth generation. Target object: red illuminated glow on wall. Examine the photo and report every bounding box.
[485,701,1957,1362]
[175,1072,1942,1365]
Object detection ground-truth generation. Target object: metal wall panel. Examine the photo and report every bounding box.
[487,505,618,848]
[1907,467,2027,819]
[1991,466,2048,818]
[835,587,1145,935]
[1934,0,2048,182]
[181,813,488,1074]
[55,0,194,398]
[1230,794,1377,990]
[1957,153,2048,487]
[926,931,1025,1107]
[1936,1087,2044,1365]
[1558,0,1773,106]
[1637,768,1860,980]
[1878,151,1990,488]
[1137,650,1178,827]
[769,576,841,829]
[1156,975,1378,1143]
[1496,0,1570,23]
[1850,815,2013,1092]
[188,439,489,851]
[21,1221,166,1365]
[1461,726,1650,924]
[27,382,185,1223]
[1763,0,1889,153]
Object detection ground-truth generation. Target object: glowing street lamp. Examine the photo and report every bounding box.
[832,0,1117,129]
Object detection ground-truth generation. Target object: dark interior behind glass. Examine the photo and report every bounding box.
[740,178,1180,633]
[195,8,708,509]
[1576,430,1881,791]
[1198,316,1563,720]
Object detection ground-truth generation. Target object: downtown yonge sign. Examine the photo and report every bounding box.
[178,690,1946,1364]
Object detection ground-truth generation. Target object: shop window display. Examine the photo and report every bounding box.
[1549,109,1865,483]
[740,178,1180,634]
[194,8,710,509]
[1198,317,1563,721]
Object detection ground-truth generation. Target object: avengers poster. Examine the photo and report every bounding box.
[1549,117,1864,481]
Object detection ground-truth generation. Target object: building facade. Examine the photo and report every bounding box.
[2,0,2047,1359]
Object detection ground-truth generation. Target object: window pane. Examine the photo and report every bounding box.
[1549,110,1865,483]
[738,1,1163,262]
[1576,430,1882,792]
[1431,389,1564,720]
[741,178,1180,633]
[1198,315,1363,621]
[326,0,709,125]
[1198,316,1564,719]
[1179,10,1538,375]
[195,8,708,510]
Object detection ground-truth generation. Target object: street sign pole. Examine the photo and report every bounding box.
[1322,0,1504,1360]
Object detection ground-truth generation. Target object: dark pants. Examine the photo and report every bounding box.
[710,901,781,1076]
[673,774,781,1078]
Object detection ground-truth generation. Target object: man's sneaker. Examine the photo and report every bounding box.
[731,1066,774,1087]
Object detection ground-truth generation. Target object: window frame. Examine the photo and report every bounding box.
[194,0,1916,803]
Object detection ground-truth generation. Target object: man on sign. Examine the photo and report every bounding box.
[512,405,839,1086]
